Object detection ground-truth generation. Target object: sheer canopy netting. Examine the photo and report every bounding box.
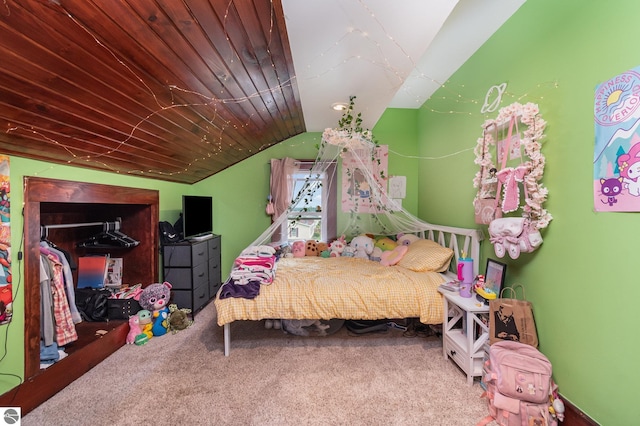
[250,132,434,247]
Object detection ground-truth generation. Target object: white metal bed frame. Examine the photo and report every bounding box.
[221,223,483,356]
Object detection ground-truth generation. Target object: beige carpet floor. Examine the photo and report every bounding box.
[23,301,491,425]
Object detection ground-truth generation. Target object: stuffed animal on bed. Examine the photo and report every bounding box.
[329,236,346,257]
[341,246,355,257]
[350,235,374,259]
[305,240,318,256]
[397,233,421,246]
[375,237,398,251]
[292,241,305,257]
[280,244,293,258]
[316,242,329,257]
[139,282,172,337]
[380,245,409,266]
[370,246,383,262]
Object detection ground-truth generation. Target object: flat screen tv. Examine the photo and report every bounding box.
[182,195,213,241]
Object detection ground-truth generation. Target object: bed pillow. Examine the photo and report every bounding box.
[397,239,454,272]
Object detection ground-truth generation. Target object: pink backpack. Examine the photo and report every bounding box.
[479,341,559,426]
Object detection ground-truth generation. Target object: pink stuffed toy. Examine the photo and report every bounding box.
[329,236,346,257]
[292,240,305,258]
[380,245,408,266]
[126,315,142,344]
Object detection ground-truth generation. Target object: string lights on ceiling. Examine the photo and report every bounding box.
[3,1,558,179]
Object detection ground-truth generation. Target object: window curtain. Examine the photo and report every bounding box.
[269,157,297,241]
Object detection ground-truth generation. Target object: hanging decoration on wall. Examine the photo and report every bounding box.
[480,82,508,114]
[0,155,12,325]
[472,102,551,259]
[342,145,389,213]
[593,65,640,211]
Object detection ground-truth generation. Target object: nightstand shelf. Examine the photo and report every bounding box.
[439,289,490,385]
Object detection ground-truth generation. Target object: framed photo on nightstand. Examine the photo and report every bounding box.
[485,258,506,295]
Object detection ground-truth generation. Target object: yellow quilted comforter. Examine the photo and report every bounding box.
[214,256,446,326]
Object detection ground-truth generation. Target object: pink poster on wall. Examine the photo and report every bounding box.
[594,66,640,211]
[0,155,12,325]
[341,145,388,213]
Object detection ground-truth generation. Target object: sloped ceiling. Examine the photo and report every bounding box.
[0,0,523,184]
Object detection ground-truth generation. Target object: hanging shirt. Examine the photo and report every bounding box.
[41,250,77,346]
[40,242,82,324]
[39,254,56,347]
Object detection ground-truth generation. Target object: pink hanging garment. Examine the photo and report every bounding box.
[497,165,528,213]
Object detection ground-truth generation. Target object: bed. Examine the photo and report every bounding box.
[214,223,482,356]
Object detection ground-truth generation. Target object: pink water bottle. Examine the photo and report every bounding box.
[457,257,474,298]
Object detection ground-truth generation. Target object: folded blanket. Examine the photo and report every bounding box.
[234,254,276,269]
[229,269,274,285]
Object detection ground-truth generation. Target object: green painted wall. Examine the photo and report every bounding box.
[0,120,417,396]
[4,1,632,423]
[417,1,639,424]
[373,108,420,214]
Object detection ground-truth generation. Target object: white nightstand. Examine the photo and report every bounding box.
[439,289,490,385]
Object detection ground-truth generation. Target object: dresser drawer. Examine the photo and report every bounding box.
[163,240,208,267]
[208,236,220,258]
[171,289,193,311]
[163,262,208,290]
[444,336,467,370]
[193,282,209,312]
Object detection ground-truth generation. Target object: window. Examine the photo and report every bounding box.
[285,162,337,243]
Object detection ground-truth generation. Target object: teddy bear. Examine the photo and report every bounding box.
[305,240,318,256]
[139,281,172,337]
[349,235,374,259]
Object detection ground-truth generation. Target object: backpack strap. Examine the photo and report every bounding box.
[475,415,494,426]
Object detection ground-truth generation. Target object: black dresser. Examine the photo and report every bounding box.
[161,234,222,315]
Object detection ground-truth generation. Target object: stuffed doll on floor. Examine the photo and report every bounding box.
[138,281,172,337]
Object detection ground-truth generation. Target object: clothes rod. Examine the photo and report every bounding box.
[42,219,120,230]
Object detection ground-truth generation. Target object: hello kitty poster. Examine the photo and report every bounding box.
[594,65,640,211]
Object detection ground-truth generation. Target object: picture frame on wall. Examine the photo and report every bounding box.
[485,258,507,296]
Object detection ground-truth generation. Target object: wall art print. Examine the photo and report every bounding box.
[341,145,388,213]
[594,65,640,211]
[0,155,12,325]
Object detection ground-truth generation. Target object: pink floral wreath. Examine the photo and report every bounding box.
[472,102,552,230]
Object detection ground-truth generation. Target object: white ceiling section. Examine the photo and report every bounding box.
[282,0,526,132]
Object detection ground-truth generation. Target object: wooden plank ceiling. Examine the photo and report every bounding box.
[0,0,304,184]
